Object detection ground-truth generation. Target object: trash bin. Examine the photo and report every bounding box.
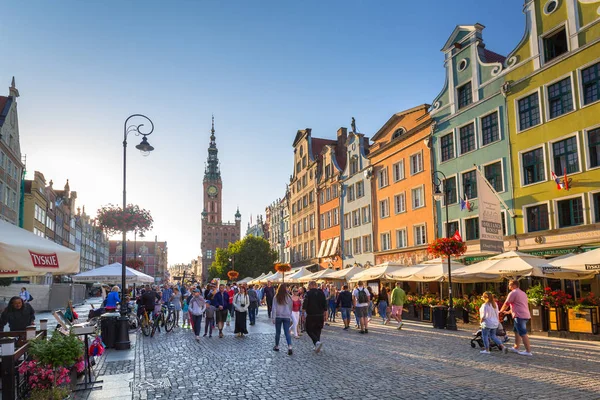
[100,314,119,349]
[432,305,448,329]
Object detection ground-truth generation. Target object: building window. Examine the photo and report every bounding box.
[344,213,351,230]
[326,212,332,228]
[396,229,407,249]
[557,197,584,228]
[411,187,424,209]
[326,188,331,202]
[414,225,427,246]
[363,235,372,252]
[302,174,307,187]
[378,167,389,188]
[465,218,479,240]
[548,77,573,119]
[333,209,339,225]
[484,162,504,192]
[379,199,389,218]
[320,214,325,230]
[332,185,338,198]
[582,62,600,105]
[353,238,362,255]
[518,93,541,131]
[552,136,579,174]
[543,27,568,64]
[457,82,472,109]
[325,164,332,178]
[319,192,324,204]
[296,161,301,174]
[394,193,406,214]
[348,185,355,201]
[522,148,545,185]
[356,181,364,198]
[445,221,459,238]
[352,210,361,227]
[310,214,315,230]
[393,160,405,181]
[588,128,600,168]
[444,177,457,204]
[459,123,476,154]
[304,243,308,259]
[350,158,359,175]
[309,191,314,203]
[381,233,391,251]
[440,133,454,162]
[361,205,371,224]
[303,195,308,207]
[410,152,423,175]
[481,112,499,146]
[310,240,315,258]
[392,128,406,139]
[593,193,600,223]
[462,170,477,199]
[344,240,352,257]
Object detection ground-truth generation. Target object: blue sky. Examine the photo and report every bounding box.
[2,1,525,264]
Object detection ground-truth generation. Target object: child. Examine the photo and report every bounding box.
[204,300,216,338]
[182,298,190,329]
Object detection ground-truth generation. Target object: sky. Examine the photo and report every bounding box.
[1,1,526,265]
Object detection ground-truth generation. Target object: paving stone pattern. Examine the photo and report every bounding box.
[131,311,600,400]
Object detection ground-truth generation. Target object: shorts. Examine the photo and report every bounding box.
[216,309,229,324]
[391,305,403,316]
[340,307,351,320]
[513,317,529,336]
[355,306,368,318]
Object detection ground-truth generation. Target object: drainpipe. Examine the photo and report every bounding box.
[501,82,520,251]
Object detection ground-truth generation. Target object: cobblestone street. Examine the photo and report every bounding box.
[119,308,600,400]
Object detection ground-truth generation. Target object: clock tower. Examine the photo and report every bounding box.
[200,117,241,282]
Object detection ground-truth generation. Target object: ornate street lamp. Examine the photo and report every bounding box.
[115,114,155,351]
[432,170,457,331]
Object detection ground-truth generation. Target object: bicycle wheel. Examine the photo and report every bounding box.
[151,315,160,337]
[142,314,152,337]
[165,311,176,332]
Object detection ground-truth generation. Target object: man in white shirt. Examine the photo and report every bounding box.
[352,281,371,334]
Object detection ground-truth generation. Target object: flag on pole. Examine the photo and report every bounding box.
[460,195,472,212]
[563,167,569,191]
[551,171,564,190]
[452,230,462,242]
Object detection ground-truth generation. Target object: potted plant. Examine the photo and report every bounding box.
[96,204,153,236]
[405,295,419,320]
[526,284,549,332]
[20,331,84,399]
[453,298,470,323]
[543,287,572,331]
[566,293,599,334]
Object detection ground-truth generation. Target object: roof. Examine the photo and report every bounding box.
[371,104,430,142]
[311,138,336,159]
[0,96,12,127]
[481,48,506,64]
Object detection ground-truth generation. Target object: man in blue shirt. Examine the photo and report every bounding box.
[212,284,229,338]
[161,284,174,304]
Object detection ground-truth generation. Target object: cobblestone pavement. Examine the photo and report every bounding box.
[130,309,600,400]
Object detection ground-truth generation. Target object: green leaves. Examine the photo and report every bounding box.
[208,235,278,281]
[30,331,84,369]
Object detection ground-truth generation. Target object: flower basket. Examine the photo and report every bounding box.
[126,259,145,271]
[96,204,153,235]
[227,271,239,281]
[427,238,467,258]
[274,263,291,273]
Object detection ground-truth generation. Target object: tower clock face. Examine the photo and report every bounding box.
[207,185,218,197]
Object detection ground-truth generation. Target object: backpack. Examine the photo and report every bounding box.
[357,288,368,304]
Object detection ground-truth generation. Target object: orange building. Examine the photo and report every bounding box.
[316,132,346,270]
[369,104,435,267]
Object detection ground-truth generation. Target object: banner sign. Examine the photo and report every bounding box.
[29,251,60,268]
[585,264,600,271]
[476,170,504,253]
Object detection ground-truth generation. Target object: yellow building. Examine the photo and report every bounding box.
[23,171,48,238]
[505,0,600,256]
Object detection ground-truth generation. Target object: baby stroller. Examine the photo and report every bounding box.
[470,324,510,350]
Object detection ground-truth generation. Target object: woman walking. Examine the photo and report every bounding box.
[172,287,182,327]
[377,286,389,324]
[479,291,508,354]
[327,287,338,323]
[272,283,293,355]
[189,289,205,341]
[290,287,301,338]
[233,286,249,337]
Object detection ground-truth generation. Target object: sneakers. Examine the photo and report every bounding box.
[397,322,404,330]
[480,350,490,354]
[359,330,365,334]
[203,333,207,337]
[288,348,293,356]
[314,341,323,353]
[343,326,349,330]
[273,346,280,352]
[508,347,520,354]
[364,329,369,334]
[518,351,533,357]
[385,318,390,325]
[195,336,200,341]
[219,332,224,338]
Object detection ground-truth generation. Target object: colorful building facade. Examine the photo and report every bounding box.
[504,0,600,255]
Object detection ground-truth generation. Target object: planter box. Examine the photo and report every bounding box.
[529,305,549,332]
[455,307,470,324]
[421,305,432,322]
[402,304,419,321]
[567,307,599,334]
[549,307,568,331]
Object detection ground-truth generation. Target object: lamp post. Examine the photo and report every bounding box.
[115,114,155,351]
[432,170,457,331]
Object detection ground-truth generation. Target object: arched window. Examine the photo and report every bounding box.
[300,146,304,156]
[392,128,406,139]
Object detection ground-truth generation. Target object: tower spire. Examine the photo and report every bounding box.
[204,116,221,182]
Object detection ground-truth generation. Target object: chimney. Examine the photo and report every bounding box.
[336,127,347,157]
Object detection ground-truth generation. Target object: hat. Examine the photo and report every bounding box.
[205,300,210,304]
[193,289,200,293]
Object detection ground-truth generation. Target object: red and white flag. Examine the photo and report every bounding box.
[452,230,463,242]
[551,171,564,190]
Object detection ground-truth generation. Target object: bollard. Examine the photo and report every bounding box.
[26,325,37,341]
[1,337,17,400]
[40,318,48,332]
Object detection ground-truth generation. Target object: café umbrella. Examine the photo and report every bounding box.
[0,219,80,277]
[549,248,600,275]
[72,262,154,284]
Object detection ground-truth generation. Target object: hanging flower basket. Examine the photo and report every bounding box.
[126,259,145,271]
[227,270,239,280]
[274,263,291,273]
[427,238,467,258]
[96,204,153,235]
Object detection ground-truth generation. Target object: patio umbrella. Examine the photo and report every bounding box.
[72,262,154,284]
[348,263,406,283]
[549,248,600,275]
[327,265,364,281]
[406,258,475,282]
[286,267,315,283]
[0,219,80,277]
[248,273,267,285]
[297,268,336,283]
[237,277,254,284]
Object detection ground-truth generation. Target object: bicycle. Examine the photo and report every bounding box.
[139,306,152,337]
[151,303,176,337]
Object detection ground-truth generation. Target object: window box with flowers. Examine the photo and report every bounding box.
[566,293,599,335]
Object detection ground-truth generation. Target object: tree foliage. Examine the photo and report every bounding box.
[208,235,277,281]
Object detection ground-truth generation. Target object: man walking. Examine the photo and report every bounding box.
[212,284,230,338]
[247,284,259,325]
[264,281,276,318]
[336,285,353,330]
[302,280,327,353]
[353,281,370,334]
[499,280,533,356]
[390,282,407,329]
